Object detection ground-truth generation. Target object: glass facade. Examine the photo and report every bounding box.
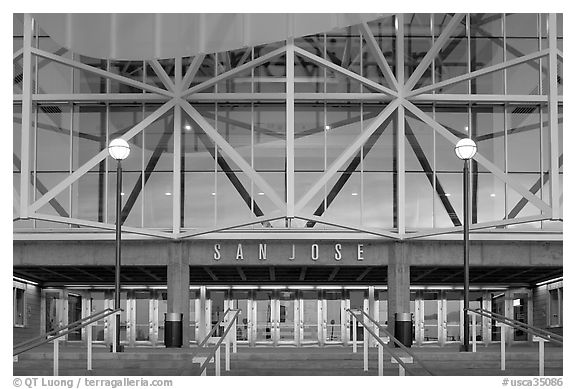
[13,13,562,237]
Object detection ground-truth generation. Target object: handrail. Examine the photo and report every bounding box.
[14,308,123,356]
[197,309,241,375]
[14,308,116,350]
[197,308,232,348]
[466,308,563,346]
[347,309,435,376]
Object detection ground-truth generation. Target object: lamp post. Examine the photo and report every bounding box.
[454,138,477,352]
[108,138,130,352]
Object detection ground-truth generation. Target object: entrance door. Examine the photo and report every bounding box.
[300,291,319,344]
[277,290,296,344]
[229,291,250,344]
[254,290,274,344]
[324,290,344,344]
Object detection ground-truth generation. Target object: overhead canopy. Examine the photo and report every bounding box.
[32,13,386,60]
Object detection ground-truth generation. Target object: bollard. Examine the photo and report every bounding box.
[533,336,549,376]
[472,313,477,353]
[390,356,413,376]
[53,337,59,376]
[87,323,93,371]
[352,315,357,353]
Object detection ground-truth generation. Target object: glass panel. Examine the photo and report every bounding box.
[470,292,483,342]
[183,172,214,228]
[377,291,388,328]
[491,292,505,341]
[67,294,82,341]
[159,292,167,344]
[90,292,106,341]
[255,290,274,343]
[134,291,150,341]
[423,292,439,342]
[506,14,538,37]
[512,292,528,341]
[37,37,72,94]
[324,171,361,225]
[189,291,197,342]
[216,170,254,225]
[278,290,295,342]
[549,288,560,326]
[36,104,71,172]
[74,55,107,94]
[363,172,393,228]
[301,291,319,343]
[473,105,505,172]
[445,291,461,342]
[325,291,343,342]
[230,291,248,342]
[209,291,226,337]
[119,292,128,344]
[435,37,469,94]
[507,105,540,173]
[406,173,433,229]
[14,288,24,326]
[506,39,539,95]
[253,104,285,171]
[45,291,60,332]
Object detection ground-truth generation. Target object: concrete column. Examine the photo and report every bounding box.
[387,242,410,339]
[167,242,190,347]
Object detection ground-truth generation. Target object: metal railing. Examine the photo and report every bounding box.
[466,308,562,345]
[466,308,562,375]
[14,307,122,375]
[192,308,241,376]
[347,309,434,376]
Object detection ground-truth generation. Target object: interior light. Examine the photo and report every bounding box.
[324,125,331,131]
[258,192,265,196]
[490,193,496,197]
[120,192,125,196]
[211,192,216,196]
[351,192,358,196]
[536,277,562,286]
[165,192,172,196]
[13,276,39,286]
[513,299,521,307]
[445,193,451,197]
[184,124,192,131]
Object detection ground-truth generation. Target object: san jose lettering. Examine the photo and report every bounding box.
[213,243,364,262]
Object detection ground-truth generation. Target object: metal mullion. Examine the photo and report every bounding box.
[538,13,544,228]
[20,14,34,220]
[503,14,507,95]
[466,13,471,95]
[396,14,405,236]
[68,102,73,227]
[547,14,560,219]
[141,104,145,228]
[251,48,255,223]
[432,104,437,227]
[214,55,218,227]
[104,102,109,224]
[324,33,327,229]
[359,34,364,226]
[431,14,435,92]
[286,38,295,219]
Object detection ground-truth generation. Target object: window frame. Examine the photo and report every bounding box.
[13,285,26,328]
[547,283,563,328]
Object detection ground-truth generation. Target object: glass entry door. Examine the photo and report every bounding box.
[300,291,319,344]
[277,290,296,344]
[254,291,275,344]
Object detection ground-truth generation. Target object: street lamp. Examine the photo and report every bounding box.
[108,138,130,352]
[454,138,477,352]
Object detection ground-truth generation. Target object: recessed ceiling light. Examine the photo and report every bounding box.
[120,192,125,196]
[165,192,172,196]
[184,124,192,131]
[351,192,358,196]
[211,192,216,196]
[324,125,331,131]
[490,193,496,197]
[445,193,451,197]
[258,192,265,195]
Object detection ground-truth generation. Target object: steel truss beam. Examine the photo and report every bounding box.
[29,99,177,214]
[30,47,174,98]
[295,100,399,213]
[402,100,552,215]
[404,215,548,239]
[181,46,287,97]
[295,215,399,239]
[176,213,285,239]
[149,60,176,92]
[179,99,286,211]
[407,49,550,97]
[30,213,174,239]
[293,46,398,97]
[404,13,466,91]
[358,21,399,91]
